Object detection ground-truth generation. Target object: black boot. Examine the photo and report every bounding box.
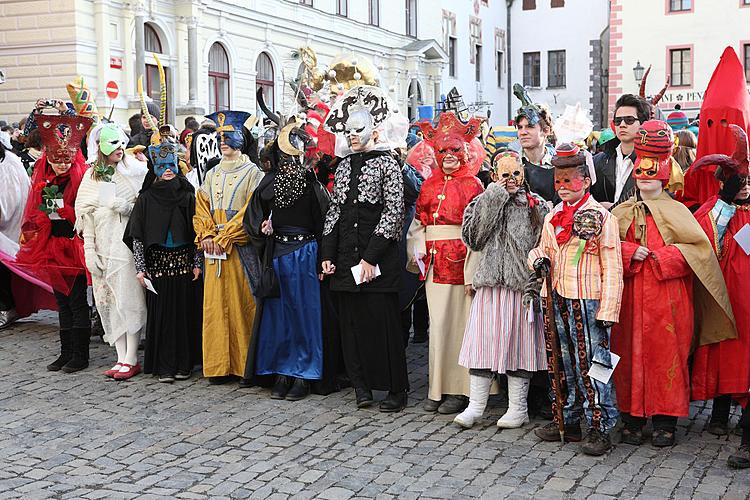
[47,329,74,371]
[62,328,90,373]
[271,375,292,399]
[355,387,375,408]
[380,391,407,413]
[286,378,310,401]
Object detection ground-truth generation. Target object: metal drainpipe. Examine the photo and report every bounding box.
[506,0,514,124]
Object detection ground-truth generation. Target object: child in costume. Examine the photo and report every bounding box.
[528,143,623,456]
[76,123,149,380]
[455,150,549,428]
[408,113,485,415]
[690,124,750,469]
[124,142,203,383]
[611,121,736,447]
[16,113,92,373]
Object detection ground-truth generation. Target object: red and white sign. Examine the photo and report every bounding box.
[110,57,122,69]
[105,81,119,99]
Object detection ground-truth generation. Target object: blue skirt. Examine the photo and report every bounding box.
[255,240,323,379]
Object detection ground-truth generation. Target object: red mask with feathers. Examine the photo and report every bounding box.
[419,113,482,177]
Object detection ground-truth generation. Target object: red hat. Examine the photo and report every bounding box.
[633,120,674,182]
[37,113,92,164]
[418,112,482,176]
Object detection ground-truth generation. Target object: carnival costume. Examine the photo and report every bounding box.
[611,121,736,447]
[455,150,549,429]
[244,110,328,400]
[690,125,750,465]
[528,143,623,455]
[321,85,409,412]
[16,113,92,372]
[124,142,203,382]
[75,123,148,380]
[408,112,485,414]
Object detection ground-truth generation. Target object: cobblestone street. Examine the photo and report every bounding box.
[0,311,748,499]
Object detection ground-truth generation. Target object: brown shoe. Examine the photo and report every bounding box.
[534,421,583,442]
[581,429,612,456]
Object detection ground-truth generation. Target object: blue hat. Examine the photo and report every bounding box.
[205,110,252,150]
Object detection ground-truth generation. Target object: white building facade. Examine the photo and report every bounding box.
[608,0,750,120]
[0,0,512,127]
[508,0,610,127]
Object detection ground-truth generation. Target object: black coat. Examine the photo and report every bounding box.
[591,141,636,206]
[321,151,404,294]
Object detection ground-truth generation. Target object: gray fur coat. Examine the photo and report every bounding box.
[462,183,549,291]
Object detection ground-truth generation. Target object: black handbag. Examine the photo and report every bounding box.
[255,237,280,298]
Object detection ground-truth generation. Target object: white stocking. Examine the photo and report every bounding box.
[123,332,140,367]
[113,336,127,367]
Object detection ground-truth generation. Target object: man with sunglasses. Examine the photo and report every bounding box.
[591,94,652,209]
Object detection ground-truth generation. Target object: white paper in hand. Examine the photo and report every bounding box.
[48,199,64,220]
[98,181,116,206]
[143,277,158,295]
[588,352,620,385]
[733,223,750,256]
[205,252,227,260]
[414,246,426,275]
[351,264,382,285]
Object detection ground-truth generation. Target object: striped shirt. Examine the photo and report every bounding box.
[527,195,623,322]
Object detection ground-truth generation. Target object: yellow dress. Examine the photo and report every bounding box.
[193,155,264,377]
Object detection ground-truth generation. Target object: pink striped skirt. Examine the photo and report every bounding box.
[459,286,548,373]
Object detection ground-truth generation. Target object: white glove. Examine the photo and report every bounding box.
[84,245,104,276]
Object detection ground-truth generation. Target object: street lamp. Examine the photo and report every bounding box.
[633,61,645,84]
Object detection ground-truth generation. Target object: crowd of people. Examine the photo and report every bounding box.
[0,49,748,468]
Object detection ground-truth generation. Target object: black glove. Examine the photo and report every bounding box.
[720,174,743,204]
[596,319,614,329]
[533,257,551,277]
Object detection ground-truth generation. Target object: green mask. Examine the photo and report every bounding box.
[99,124,124,156]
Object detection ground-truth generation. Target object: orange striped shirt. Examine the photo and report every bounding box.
[527,196,623,322]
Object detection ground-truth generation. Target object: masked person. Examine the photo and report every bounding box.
[690,124,750,469]
[243,118,328,401]
[16,113,92,372]
[124,141,203,383]
[321,86,409,412]
[193,110,264,386]
[455,150,549,428]
[611,121,736,447]
[75,123,149,380]
[407,113,485,415]
[528,143,623,456]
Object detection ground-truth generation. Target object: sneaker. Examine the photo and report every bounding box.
[534,421,583,442]
[581,428,612,456]
[437,395,469,415]
[651,429,676,448]
[158,375,175,383]
[175,372,192,380]
[727,444,750,469]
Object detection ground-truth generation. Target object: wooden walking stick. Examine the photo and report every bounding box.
[540,265,566,443]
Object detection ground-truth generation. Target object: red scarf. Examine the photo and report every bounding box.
[550,192,590,245]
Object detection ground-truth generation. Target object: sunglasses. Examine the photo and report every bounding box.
[614,116,639,126]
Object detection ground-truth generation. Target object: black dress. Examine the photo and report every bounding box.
[321,151,409,393]
[124,174,203,377]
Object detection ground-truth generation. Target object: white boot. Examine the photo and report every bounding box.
[454,375,492,428]
[497,375,530,428]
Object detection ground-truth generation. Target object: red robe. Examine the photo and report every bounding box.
[691,197,750,407]
[415,173,483,284]
[612,215,694,417]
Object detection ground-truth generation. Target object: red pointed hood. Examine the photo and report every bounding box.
[696,46,750,159]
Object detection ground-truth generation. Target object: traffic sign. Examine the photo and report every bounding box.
[106,81,119,99]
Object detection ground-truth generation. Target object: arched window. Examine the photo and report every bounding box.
[407,79,423,121]
[144,23,167,121]
[256,52,275,112]
[208,43,230,113]
[144,23,162,53]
